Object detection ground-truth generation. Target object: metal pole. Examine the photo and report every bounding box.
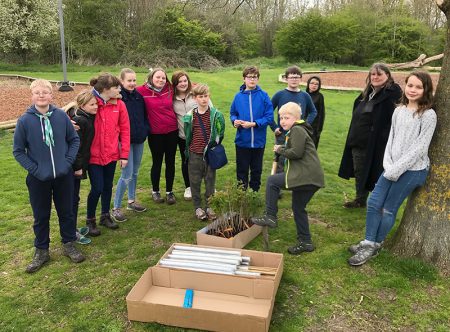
[57,0,73,92]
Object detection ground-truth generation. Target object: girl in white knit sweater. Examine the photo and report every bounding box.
[348,71,437,266]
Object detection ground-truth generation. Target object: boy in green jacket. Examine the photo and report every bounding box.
[252,102,324,255]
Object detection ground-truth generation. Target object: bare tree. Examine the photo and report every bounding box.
[390,0,450,272]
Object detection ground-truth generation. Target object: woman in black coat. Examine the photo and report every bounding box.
[338,63,402,208]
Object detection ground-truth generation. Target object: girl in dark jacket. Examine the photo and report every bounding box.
[338,63,402,208]
[111,68,149,222]
[63,90,98,242]
[306,76,325,148]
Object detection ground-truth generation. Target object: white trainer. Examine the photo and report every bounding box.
[184,187,192,200]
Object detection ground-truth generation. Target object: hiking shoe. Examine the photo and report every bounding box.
[152,191,165,203]
[63,242,85,263]
[348,240,383,254]
[348,244,378,266]
[25,248,50,273]
[166,192,176,205]
[206,207,217,220]
[111,208,127,222]
[184,187,192,201]
[127,201,147,212]
[86,218,101,237]
[195,208,207,221]
[78,227,89,237]
[287,241,315,255]
[251,215,278,228]
[99,213,119,229]
[76,232,91,245]
[343,199,366,209]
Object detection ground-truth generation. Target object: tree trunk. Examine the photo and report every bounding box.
[390,0,450,272]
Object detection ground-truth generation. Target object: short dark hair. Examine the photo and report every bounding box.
[285,66,302,78]
[242,66,260,78]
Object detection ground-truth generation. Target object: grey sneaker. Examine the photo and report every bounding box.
[287,241,315,255]
[348,244,378,266]
[251,215,278,228]
[99,213,119,229]
[348,241,383,255]
[127,201,147,212]
[152,191,165,203]
[195,208,207,221]
[25,248,50,273]
[166,192,176,205]
[111,208,127,222]
[206,208,217,220]
[63,242,85,263]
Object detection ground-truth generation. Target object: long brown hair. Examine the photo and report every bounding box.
[89,73,121,92]
[399,71,434,117]
[171,70,192,99]
[362,63,394,100]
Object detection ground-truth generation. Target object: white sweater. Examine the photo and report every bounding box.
[383,106,437,181]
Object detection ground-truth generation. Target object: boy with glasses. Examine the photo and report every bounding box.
[271,66,317,173]
[230,66,273,191]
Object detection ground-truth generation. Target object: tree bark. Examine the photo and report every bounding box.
[390,0,450,272]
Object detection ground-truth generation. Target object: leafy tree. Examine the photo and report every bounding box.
[0,0,58,63]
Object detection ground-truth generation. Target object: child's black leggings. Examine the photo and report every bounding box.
[148,130,178,192]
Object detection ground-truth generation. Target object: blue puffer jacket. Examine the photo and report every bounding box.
[120,88,149,144]
[13,105,80,181]
[230,84,273,148]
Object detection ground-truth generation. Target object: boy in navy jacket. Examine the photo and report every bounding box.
[230,66,273,191]
[13,79,84,273]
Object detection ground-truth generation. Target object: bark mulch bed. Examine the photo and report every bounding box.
[0,71,441,123]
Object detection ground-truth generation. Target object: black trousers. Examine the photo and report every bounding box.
[235,146,265,192]
[27,172,77,249]
[148,130,178,192]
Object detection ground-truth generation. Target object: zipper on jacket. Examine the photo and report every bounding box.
[285,159,290,188]
[248,93,254,148]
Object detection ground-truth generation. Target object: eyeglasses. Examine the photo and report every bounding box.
[287,76,302,80]
[245,76,259,80]
[32,91,52,96]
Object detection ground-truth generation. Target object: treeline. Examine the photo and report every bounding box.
[0,0,445,68]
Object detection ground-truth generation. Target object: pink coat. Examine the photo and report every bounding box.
[136,82,178,134]
[89,97,130,165]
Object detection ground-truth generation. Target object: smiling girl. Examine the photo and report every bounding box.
[137,68,178,204]
[348,71,437,266]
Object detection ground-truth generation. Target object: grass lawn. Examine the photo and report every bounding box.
[0,66,449,331]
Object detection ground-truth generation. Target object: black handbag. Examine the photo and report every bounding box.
[196,111,228,170]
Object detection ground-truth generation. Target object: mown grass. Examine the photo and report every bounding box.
[0,66,448,331]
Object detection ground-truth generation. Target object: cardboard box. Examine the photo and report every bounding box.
[126,243,283,332]
[196,218,262,249]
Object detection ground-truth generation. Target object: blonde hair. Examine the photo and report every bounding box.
[279,102,301,119]
[62,89,96,114]
[120,68,135,80]
[30,79,52,92]
[192,84,209,96]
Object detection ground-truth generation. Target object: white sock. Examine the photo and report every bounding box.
[361,240,375,246]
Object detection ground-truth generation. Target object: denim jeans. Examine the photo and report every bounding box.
[365,169,428,243]
[87,162,117,218]
[113,143,145,208]
[265,173,319,242]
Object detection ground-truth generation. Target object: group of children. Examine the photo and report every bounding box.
[13,64,436,273]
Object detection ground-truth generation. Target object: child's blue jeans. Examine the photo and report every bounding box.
[365,169,428,243]
[113,143,144,209]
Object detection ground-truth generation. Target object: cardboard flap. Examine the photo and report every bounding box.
[126,267,152,302]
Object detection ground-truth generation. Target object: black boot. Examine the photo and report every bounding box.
[25,248,50,273]
[86,217,101,237]
[99,213,119,229]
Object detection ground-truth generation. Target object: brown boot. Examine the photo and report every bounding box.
[86,217,101,237]
[99,213,119,229]
[25,248,50,273]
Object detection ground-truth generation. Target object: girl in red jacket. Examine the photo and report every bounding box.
[137,68,178,204]
[86,73,130,235]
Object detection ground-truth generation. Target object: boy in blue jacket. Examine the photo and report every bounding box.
[13,79,84,273]
[230,66,273,191]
